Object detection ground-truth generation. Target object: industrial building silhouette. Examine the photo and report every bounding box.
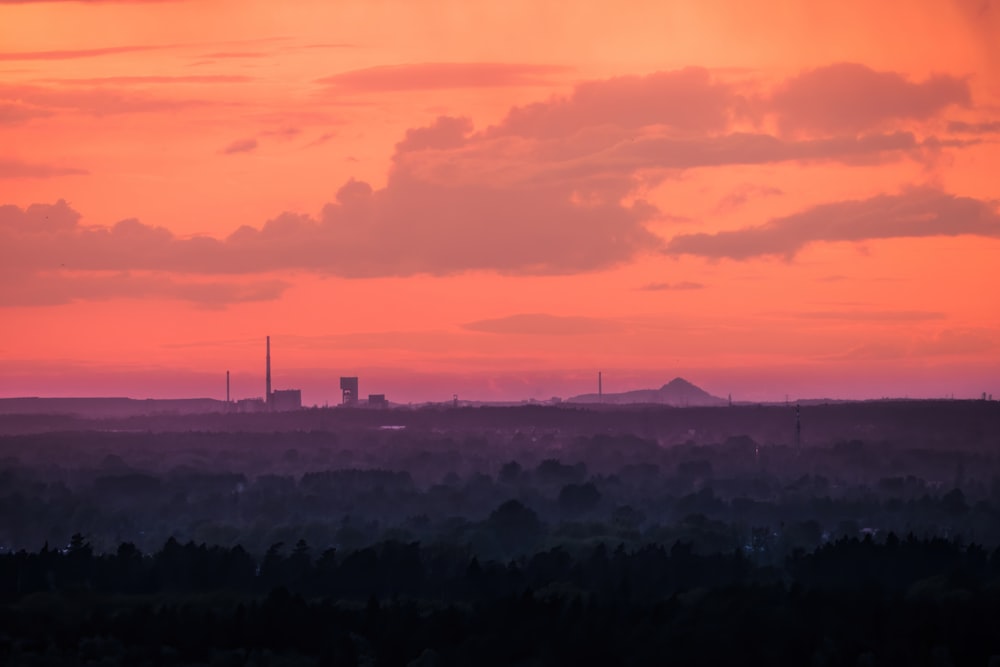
[228,338,386,411]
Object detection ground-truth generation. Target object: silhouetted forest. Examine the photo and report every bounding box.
[4,534,1000,665]
[1,401,999,664]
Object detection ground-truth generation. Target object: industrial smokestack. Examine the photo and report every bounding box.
[226,370,230,404]
[598,371,602,403]
[266,336,271,408]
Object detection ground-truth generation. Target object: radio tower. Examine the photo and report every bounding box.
[265,336,272,410]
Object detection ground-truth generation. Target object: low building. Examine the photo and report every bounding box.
[236,397,266,413]
[271,389,302,411]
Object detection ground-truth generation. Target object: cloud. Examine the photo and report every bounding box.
[638,281,704,291]
[0,178,658,280]
[0,45,167,61]
[490,67,735,138]
[43,75,253,85]
[947,120,1000,134]
[829,328,999,361]
[609,131,925,169]
[666,188,1000,260]
[915,328,999,356]
[303,132,335,148]
[0,82,205,116]
[261,126,301,140]
[0,101,51,124]
[318,62,572,92]
[396,116,472,152]
[716,184,783,212]
[463,313,624,335]
[0,272,290,308]
[221,138,258,154]
[1,64,989,302]
[797,310,947,322]
[0,200,288,306]
[771,63,970,134]
[200,51,266,59]
[0,159,88,178]
[1,0,179,2]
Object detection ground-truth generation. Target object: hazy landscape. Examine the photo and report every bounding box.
[5,0,1000,664]
[2,393,999,664]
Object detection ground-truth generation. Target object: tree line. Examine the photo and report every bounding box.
[3,531,1000,665]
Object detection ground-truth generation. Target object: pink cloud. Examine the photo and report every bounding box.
[2,63,991,307]
[0,159,87,178]
[715,184,784,212]
[200,51,267,59]
[0,44,168,61]
[490,67,735,138]
[220,138,258,154]
[463,313,624,335]
[770,63,971,135]
[43,74,253,85]
[666,188,1000,260]
[638,282,704,291]
[0,82,206,116]
[796,310,947,322]
[396,116,472,152]
[0,101,51,124]
[318,62,572,92]
[0,272,289,308]
[948,120,1000,134]
[606,131,925,170]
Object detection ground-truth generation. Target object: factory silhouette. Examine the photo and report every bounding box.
[230,336,387,412]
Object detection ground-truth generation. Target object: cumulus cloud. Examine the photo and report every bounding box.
[2,63,990,306]
[666,188,1000,260]
[490,67,735,138]
[770,63,970,134]
[463,313,624,335]
[0,177,658,279]
[318,62,571,92]
[609,131,925,170]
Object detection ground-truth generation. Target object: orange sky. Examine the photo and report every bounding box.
[2,0,998,404]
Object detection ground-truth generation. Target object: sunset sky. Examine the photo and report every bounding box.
[2,0,999,405]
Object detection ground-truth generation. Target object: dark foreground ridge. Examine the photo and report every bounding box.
[3,535,1000,666]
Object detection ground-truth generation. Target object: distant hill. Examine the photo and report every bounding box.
[568,377,728,406]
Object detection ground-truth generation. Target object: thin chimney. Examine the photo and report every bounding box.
[226,370,230,404]
[598,371,602,403]
[266,336,272,409]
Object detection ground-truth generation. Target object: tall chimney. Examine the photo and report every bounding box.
[266,336,271,408]
[226,370,230,404]
[598,371,602,403]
